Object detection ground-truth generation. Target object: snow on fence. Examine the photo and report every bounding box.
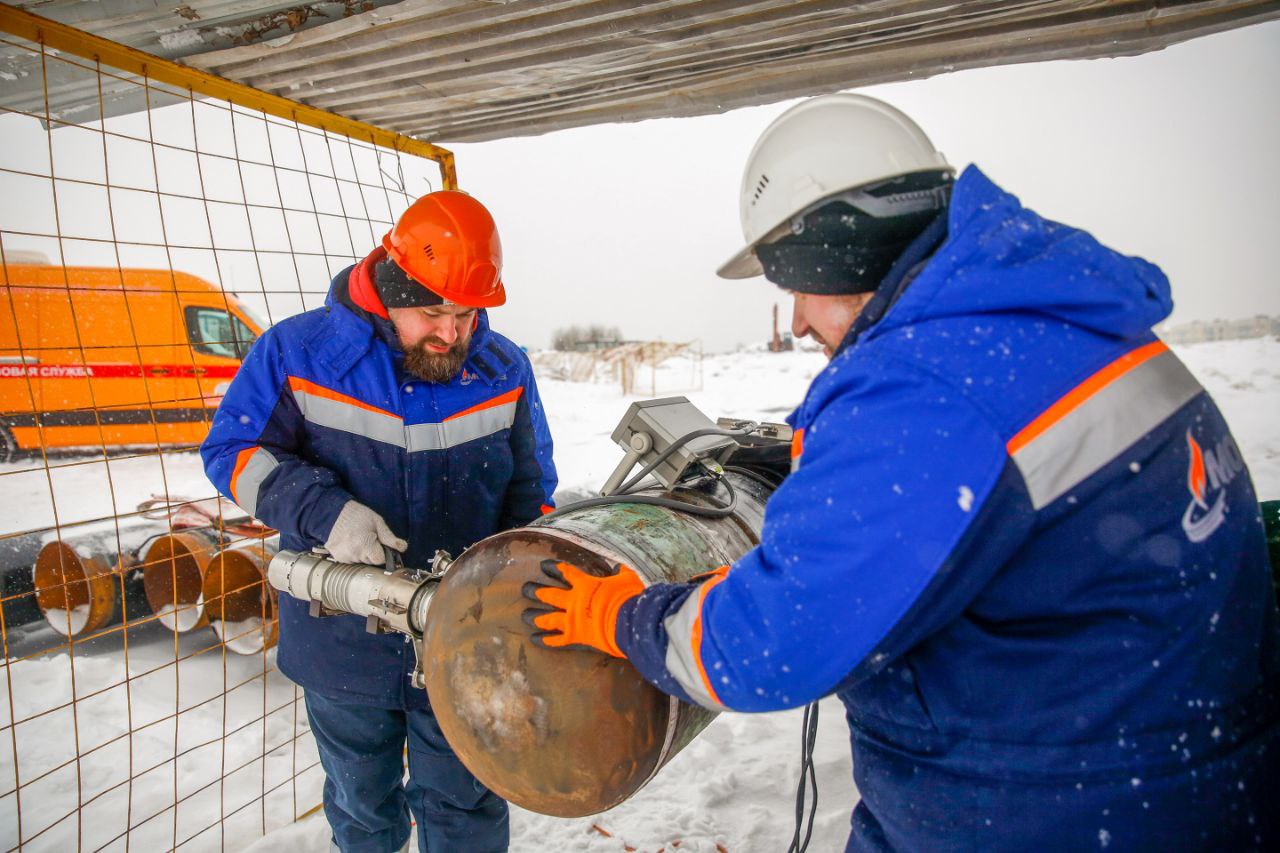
[0,11,456,850]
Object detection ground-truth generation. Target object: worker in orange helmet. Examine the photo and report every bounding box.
[203,190,557,852]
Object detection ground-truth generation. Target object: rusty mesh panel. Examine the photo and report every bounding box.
[0,27,443,851]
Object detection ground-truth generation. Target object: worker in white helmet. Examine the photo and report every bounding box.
[524,93,1279,850]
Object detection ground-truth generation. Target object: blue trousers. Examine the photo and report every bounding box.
[304,690,508,853]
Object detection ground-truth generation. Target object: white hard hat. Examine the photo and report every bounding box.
[718,93,952,279]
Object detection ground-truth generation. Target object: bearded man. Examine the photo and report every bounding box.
[202,191,556,853]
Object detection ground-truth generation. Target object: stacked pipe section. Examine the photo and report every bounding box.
[15,496,279,655]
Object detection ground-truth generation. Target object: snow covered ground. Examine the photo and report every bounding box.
[1,336,1276,852]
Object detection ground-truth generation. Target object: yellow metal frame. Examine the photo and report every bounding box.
[0,2,457,189]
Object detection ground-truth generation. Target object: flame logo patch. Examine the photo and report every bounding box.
[1186,430,1208,510]
[1180,428,1243,543]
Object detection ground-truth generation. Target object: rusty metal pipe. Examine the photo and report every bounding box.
[202,537,279,654]
[420,470,772,817]
[140,528,223,633]
[32,525,156,637]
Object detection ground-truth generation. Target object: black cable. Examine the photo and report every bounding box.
[722,464,784,491]
[539,424,756,524]
[803,701,819,850]
[790,709,807,853]
[788,700,820,853]
[622,470,736,510]
[537,478,737,523]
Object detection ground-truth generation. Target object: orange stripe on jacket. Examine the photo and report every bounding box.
[791,428,805,460]
[690,570,731,707]
[229,446,259,504]
[1006,340,1168,455]
[288,376,398,418]
[445,386,524,421]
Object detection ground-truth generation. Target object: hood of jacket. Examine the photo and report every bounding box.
[866,165,1172,344]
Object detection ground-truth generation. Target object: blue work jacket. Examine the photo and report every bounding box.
[202,263,557,708]
[618,167,1279,850]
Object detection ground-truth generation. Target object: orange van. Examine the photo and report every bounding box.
[0,258,266,460]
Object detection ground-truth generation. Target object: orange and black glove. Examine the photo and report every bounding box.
[521,559,644,658]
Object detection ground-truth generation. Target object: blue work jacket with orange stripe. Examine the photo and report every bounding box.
[617,167,1279,850]
[201,258,557,708]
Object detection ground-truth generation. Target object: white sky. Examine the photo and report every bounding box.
[452,19,1280,351]
[2,20,1277,353]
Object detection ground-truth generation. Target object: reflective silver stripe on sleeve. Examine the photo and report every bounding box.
[234,447,278,516]
[292,387,407,448]
[405,399,520,452]
[1012,349,1202,510]
[661,586,729,712]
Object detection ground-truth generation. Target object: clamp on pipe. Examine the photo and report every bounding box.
[266,546,455,689]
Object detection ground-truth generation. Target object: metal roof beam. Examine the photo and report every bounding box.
[401,0,1280,142]
[322,1,1029,118]
[285,0,972,110]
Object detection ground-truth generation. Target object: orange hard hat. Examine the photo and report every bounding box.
[381,191,506,307]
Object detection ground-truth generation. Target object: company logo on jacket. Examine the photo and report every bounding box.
[1182,429,1244,543]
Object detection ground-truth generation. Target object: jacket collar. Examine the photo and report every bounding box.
[832,209,949,359]
[871,165,1172,340]
[832,164,1173,358]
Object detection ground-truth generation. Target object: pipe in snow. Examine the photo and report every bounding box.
[33,534,153,637]
[202,537,279,654]
[141,528,222,632]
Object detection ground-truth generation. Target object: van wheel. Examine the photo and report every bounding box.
[0,422,17,465]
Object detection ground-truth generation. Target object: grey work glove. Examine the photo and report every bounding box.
[323,500,408,565]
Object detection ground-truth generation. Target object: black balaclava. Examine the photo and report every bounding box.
[374,256,445,308]
[756,169,953,295]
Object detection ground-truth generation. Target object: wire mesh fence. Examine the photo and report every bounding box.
[0,16,451,851]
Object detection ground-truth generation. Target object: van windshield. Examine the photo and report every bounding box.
[185,306,258,360]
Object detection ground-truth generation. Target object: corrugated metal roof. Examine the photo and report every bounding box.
[13,0,404,57]
[4,0,1279,143]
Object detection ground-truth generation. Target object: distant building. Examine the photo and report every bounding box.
[1158,315,1280,345]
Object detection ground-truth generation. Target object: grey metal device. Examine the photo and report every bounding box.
[600,397,740,495]
[716,416,793,444]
